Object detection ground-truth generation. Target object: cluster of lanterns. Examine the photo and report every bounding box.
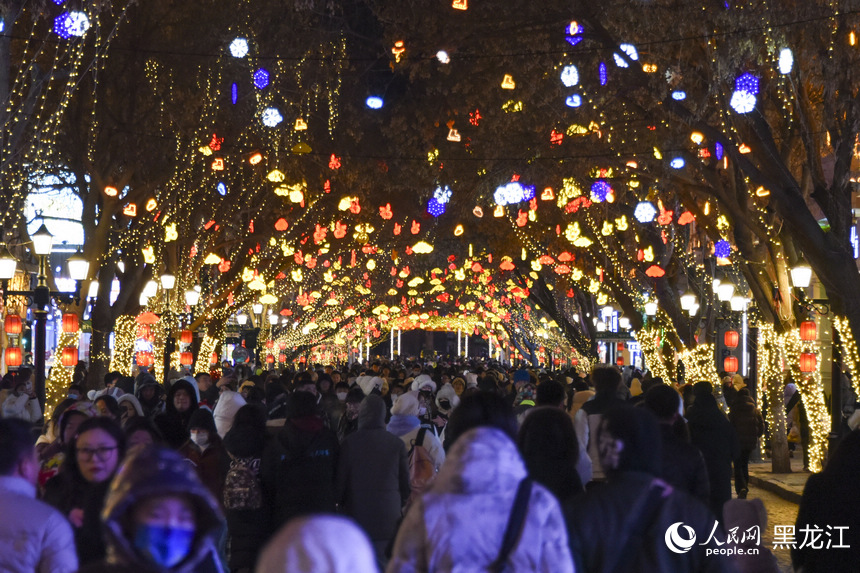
[3,312,80,368]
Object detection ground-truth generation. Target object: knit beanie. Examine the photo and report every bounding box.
[391,390,420,417]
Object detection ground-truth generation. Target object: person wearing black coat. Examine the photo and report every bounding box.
[261,391,339,530]
[643,384,710,505]
[221,404,270,573]
[685,382,739,523]
[335,394,410,567]
[154,379,199,449]
[728,388,764,499]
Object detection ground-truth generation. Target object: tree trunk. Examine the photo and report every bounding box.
[768,376,792,473]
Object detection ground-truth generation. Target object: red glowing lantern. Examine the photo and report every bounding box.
[266,340,274,349]
[571,357,579,366]
[136,351,154,368]
[209,351,219,365]
[179,351,194,366]
[61,313,79,334]
[4,346,22,368]
[61,346,78,367]
[799,352,817,373]
[616,342,625,352]
[800,321,817,342]
[724,330,739,349]
[616,357,624,366]
[278,341,287,350]
[180,330,193,345]
[4,314,22,335]
[723,355,739,374]
[278,353,287,363]
[137,325,152,340]
[266,354,275,364]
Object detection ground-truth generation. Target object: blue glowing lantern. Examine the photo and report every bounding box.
[599,62,608,86]
[735,73,760,95]
[494,182,536,206]
[253,69,270,90]
[217,182,227,196]
[715,142,724,160]
[231,83,238,105]
[366,96,384,109]
[590,180,612,202]
[54,11,90,39]
[714,240,731,258]
[634,201,657,223]
[427,197,447,217]
[670,157,685,169]
[730,73,759,114]
[565,94,582,108]
[565,21,584,46]
[671,91,686,101]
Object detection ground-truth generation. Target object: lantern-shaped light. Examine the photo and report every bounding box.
[278,341,287,350]
[136,351,154,367]
[800,320,817,342]
[679,290,697,311]
[266,340,274,349]
[616,356,624,366]
[723,356,739,374]
[5,346,22,367]
[278,353,287,363]
[266,354,275,364]
[4,314,22,335]
[644,302,658,316]
[61,346,78,367]
[210,351,219,365]
[180,351,194,366]
[799,352,817,373]
[791,263,812,289]
[0,243,17,280]
[571,357,579,366]
[724,330,739,349]
[236,313,248,326]
[62,313,79,333]
[137,325,152,340]
[179,330,193,345]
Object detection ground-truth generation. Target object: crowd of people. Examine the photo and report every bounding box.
[0,358,858,572]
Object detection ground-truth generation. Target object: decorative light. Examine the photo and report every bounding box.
[236,313,249,326]
[229,38,249,57]
[599,62,608,85]
[139,294,149,306]
[670,157,685,169]
[730,73,759,114]
[689,302,700,315]
[67,250,89,281]
[436,50,450,64]
[253,69,270,89]
[735,72,760,95]
[366,96,384,109]
[717,282,735,302]
[267,314,279,325]
[619,317,631,329]
[261,107,283,127]
[590,180,612,202]
[613,43,638,67]
[714,240,731,258]
[412,241,434,254]
[680,290,697,311]
[143,280,158,298]
[560,65,579,87]
[799,352,817,373]
[565,21,584,45]
[252,303,263,315]
[53,11,90,39]
[87,281,99,299]
[493,181,535,206]
[644,301,658,316]
[671,90,686,100]
[160,274,176,290]
[0,243,18,279]
[800,320,817,341]
[724,355,739,373]
[4,314,22,335]
[31,223,54,255]
[565,94,582,108]
[634,201,657,223]
[791,262,813,288]
[216,182,227,196]
[184,288,201,306]
[427,198,447,217]
[730,295,747,311]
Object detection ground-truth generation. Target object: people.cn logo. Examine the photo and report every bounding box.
[665,522,697,554]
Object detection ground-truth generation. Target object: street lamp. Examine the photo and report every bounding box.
[66,250,90,281]
[644,301,658,316]
[31,223,53,256]
[236,313,248,326]
[160,273,176,290]
[791,262,813,289]
[252,303,263,315]
[184,288,201,307]
[0,244,17,279]
[680,290,697,311]
[717,282,735,302]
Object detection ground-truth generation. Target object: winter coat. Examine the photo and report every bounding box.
[386,427,573,573]
[255,515,379,573]
[222,424,270,571]
[387,415,446,472]
[42,471,112,566]
[336,395,410,555]
[134,376,165,419]
[0,476,78,573]
[261,414,339,529]
[179,439,226,503]
[657,423,710,504]
[580,392,626,481]
[729,395,764,451]
[213,390,245,438]
[2,392,41,422]
[686,393,739,521]
[78,446,224,573]
[564,471,735,573]
[153,379,199,449]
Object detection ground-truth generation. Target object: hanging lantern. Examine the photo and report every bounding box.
[571,356,579,366]
[136,351,154,368]
[210,351,219,365]
[723,355,739,374]
[180,330,193,345]
[266,354,275,364]
[799,352,817,373]
[616,342,625,352]
[278,353,287,363]
[616,356,624,366]
[266,340,274,349]
[724,330,739,349]
[800,320,817,342]
[137,325,152,340]
[4,346,22,368]
[278,341,287,350]
[180,351,194,366]
[4,314,22,335]
[61,346,78,367]
[62,313,79,334]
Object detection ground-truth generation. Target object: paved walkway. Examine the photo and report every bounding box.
[748,457,809,504]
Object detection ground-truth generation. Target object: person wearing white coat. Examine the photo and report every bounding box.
[2,381,41,422]
[386,426,574,573]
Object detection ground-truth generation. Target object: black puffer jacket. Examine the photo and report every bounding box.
[728,395,764,451]
[78,446,225,573]
[656,423,710,504]
[686,393,739,521]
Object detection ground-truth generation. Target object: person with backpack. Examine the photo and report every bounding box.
[178,409,226,503]
[386,391,444,475]
[336,395,410,567]
[222,404,270,573]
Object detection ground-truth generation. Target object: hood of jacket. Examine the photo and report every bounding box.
[356,376,384,396]
[411,374,436,393]
[117,394,144,417]
[166,379,199,415]
[435,383,460,412]
[357,394,386,430]
[101,446,223,572]
[432,427,526,495]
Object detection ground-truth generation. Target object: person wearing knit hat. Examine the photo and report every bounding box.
[513,369,531,386]
[386,391,445,473]
[357,376,384,396]
[450,377,466,396]
[410,374,437,394]
[179,408,225,501]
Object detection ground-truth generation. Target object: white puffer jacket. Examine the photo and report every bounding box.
[387,427,574,573]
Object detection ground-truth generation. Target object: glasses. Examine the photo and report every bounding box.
[77,446,118,461]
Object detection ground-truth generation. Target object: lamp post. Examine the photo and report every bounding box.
[0,227,89,412]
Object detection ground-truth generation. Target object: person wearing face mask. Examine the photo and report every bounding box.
[42,417,127,566]
[386,391,445,473]
[179,409,225,502]
[2,378,42,423]
[78,446,225,573]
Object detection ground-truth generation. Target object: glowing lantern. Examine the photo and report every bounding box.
[800,321,817,342]
[210,351,219,365]
[61,346,78,367]
[616,357,624,366]
[266,354,275,364]
[723,356,739,374]
[724,330,739,349]
[4,314,22,335]
[571,357,579,366]
[180,351,194,366]
[61,313,79,333]
[266,340,275,349]
[5,347,22,367]
[799,352,817,373]
[136,351,154,368]
[180,330,193,344]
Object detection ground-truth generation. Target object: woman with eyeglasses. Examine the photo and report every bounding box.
[42,417,127,567]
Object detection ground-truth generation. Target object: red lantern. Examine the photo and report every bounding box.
[209,351,219,365]
[800,321,817,342]
[616,342,625,353]
[616,357,624,366]
[724,330,739,349]
[61,313,79,334]
[61,346,78,367]
[800,352,817,373]
[266,340,274,349]
[266,354,275,364]
[136,351,154,368]
[4,346,22,367]
[4,314,22,335]
[180,330,193,345]
[571,357,579,366]
[137,325,152,340]
[278,353,287,363]
[723,355,739,373]
[278,341,287,350]
[180,351,194,366]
